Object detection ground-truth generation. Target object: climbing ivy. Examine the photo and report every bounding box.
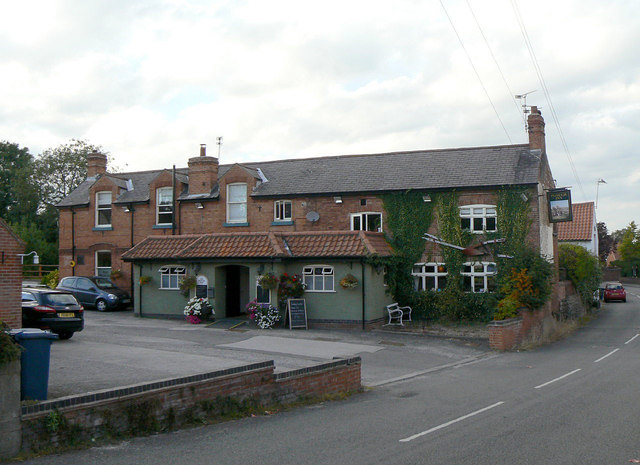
[379,190,436,307]
[436,191,473,292]
[495,187,532,257]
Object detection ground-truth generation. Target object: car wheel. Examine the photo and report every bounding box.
[623,298,627,302]
[96,299,108,312]
[55,331,73,340]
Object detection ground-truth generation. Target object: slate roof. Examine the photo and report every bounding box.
[121,231,393,261]
[557,201,595,241]
[57,144,542,207]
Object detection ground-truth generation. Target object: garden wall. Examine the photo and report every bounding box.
[20,357,361,453]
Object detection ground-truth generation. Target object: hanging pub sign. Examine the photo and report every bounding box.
[547,188,573,223]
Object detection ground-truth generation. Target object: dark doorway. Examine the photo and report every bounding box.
[225,265,243,317]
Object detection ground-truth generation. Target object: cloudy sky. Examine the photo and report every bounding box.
[1,0,638,231]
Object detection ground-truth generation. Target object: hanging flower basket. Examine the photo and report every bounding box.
[183,297,214,324]
[139,275,151,286]
[179,275,197,297]
[110,269,123,280]
[339,273,359,289]
[258,272,279,290]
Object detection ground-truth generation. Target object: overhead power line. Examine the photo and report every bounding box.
[510,0,585,199]
[465,0,525,128]
[439,0,513,144]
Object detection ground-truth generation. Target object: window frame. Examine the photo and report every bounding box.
[461,261,497,293]
[156,187,174,226]
[412,262,448,291]
[95,250,112,278]
[350,212,383,232]
[274,200,292,222]
[302,265,335,293]
[95,191,112,227]
[256,277,271,304]
[459,204,497,234]
[158,265,186,290]
[226,183,248,223]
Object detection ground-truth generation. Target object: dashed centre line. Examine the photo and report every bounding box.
[625,334,639,345]
[534,369,581,389]
[594,348,620,363]
[399,402,505,442]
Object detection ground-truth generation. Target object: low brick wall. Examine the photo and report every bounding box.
[488,318,523,351]
[20,358,361,453]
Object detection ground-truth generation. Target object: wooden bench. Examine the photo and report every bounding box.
[385,303,412,326]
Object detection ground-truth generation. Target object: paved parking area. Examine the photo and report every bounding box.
[47,311,492,398]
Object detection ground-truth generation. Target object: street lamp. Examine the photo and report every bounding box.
[17,250,39,264]
[596,179,606,209]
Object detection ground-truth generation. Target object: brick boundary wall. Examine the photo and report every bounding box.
[488,318,523,351]
[0,220,24,329]
[20,357,361,453]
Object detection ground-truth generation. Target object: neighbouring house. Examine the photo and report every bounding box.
[557,201,598,256]
[0,217,24,329]
[57,107,559,327]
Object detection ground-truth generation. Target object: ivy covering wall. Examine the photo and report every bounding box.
[380,187,552,323]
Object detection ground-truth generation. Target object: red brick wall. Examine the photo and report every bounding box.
[0,221,24,328]
[20,358,361,453]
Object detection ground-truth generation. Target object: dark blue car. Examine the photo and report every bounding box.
[57,276,131,311]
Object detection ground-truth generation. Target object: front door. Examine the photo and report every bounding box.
[225,265,249,317]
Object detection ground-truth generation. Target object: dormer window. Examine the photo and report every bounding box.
[227,183,247,223]
[96,192,112,227]
[460,205,497,233]
[156,187,173,226]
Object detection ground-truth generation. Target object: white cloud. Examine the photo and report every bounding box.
[0,0,639,231]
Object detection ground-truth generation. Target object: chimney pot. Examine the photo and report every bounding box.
[200,144,206,157]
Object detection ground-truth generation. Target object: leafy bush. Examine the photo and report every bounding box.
[496,247,553,312]
[0,322,22,367]
[41,269,59,289]
[559,244,602,305]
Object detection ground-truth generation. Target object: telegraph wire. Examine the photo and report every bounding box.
[510,0,585,199]
[465,0,525,128]
[439,0,513,144]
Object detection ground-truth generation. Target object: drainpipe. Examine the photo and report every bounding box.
[71,207,76,276]
[172,165,176,235]
[361,260,366,331]
[129,204,135,298]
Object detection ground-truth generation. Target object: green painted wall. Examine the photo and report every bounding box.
[131,259,392,324]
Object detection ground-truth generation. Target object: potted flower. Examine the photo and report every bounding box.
[179,275,197,297]
[258,272,279,290]
[277,273,306,310]
[339,273,359,289]
[183,297,214,324]
[246,299,281,329]
[139,275,151,286]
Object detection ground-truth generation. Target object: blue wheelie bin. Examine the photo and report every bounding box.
[10,329,58,401]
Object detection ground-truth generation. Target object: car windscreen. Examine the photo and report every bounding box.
[43,293,80,306]
[94,278,115,289]
[606,284,623,290]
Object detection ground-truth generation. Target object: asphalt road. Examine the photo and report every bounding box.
[20,284,640,464]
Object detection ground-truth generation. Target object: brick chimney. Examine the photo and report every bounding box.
[527,106,546,155]
[87,152,107,178]
[187,144,219,195]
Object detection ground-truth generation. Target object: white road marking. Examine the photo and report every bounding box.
[534,369,581,389]
[594,348,620,363]
[399,402,505,442]
[625,334,640,345]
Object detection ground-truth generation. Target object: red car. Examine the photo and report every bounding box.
[603,282,626,303]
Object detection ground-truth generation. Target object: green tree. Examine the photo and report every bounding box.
[9,218,58,265]
[597,222,614,263]
[559,243,603,305]
[33,139,107,207]
[618,221,640,261]
[0,141,39,224]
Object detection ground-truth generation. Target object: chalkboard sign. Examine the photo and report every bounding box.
[287,299,307,330]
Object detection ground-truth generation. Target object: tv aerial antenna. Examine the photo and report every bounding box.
[515,90,536,132]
